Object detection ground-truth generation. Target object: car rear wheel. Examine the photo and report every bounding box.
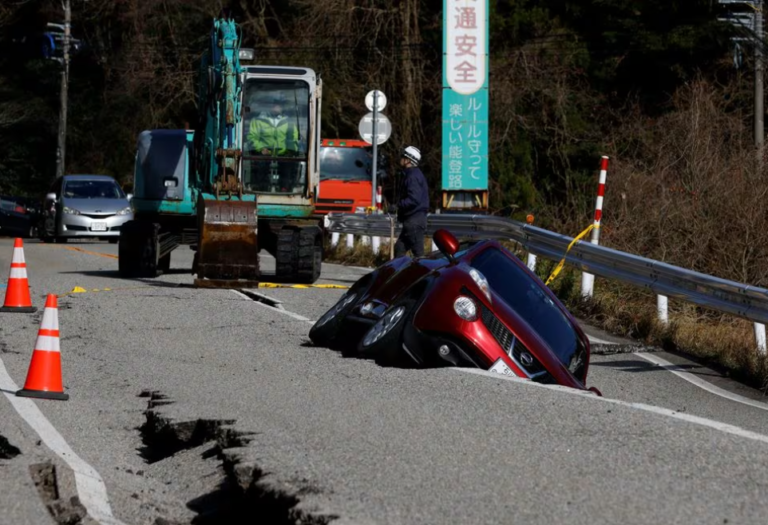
[309,275,374,348]
[357,298,417,365]
[309,291,359,348]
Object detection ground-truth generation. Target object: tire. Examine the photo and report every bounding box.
[275,228,298,280]
[54,236,68,243]
[297,229,321,284]
[159,252,171,273]
[276,227,322,283]
[108,238,119,244]
[309,275,374,348]
[357,298,417,365]
[40,215,55,242]
[118,222,159,278]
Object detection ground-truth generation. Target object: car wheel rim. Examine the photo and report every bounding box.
[363,305,406,347]
[316,293,357,328]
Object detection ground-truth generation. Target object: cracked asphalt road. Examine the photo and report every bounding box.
[1,237,768,524]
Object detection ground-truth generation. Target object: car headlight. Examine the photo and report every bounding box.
[116,206,132,216]
[62,206,80,215]
[469,268,492,303]
[453,295,477,321]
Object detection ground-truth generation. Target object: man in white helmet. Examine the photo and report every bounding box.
[388,145,429,257]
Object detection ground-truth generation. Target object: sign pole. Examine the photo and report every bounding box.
[372,91,379,213]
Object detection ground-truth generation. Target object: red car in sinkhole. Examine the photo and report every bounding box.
[309,228,601,394]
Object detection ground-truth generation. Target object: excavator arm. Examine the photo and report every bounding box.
[192,12,260,287]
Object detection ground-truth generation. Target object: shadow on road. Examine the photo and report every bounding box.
[591,359,722,378]
[300,339,419,370]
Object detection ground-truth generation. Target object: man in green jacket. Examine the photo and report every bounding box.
[247,94,300,157]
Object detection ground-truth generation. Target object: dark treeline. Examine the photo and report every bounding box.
[3,1,766,283]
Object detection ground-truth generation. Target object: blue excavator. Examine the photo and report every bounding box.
[118,13,324,286]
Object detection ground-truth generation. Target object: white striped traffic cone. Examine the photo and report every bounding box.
[16,294,68,400]
[1,238,36,313]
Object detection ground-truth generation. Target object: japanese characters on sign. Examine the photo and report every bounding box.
[445,0,486,95]
[442,0,488,192]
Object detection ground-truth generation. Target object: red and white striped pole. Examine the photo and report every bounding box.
[372,186,384,254]
[581,156,609,298]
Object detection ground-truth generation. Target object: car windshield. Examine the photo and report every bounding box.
[320,147,371,182]
[63,180,124,199]
[469,247,578,365]
[241,78,310,195]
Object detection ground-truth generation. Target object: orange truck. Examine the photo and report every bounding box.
[316,139,384,215]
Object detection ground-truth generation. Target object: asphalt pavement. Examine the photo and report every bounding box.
[1,237,768,525]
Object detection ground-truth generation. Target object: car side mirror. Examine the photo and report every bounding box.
[45,192,56,202]
[433,229,460,263]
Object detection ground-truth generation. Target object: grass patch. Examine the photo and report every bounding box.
[543,265,768,393]
[324,235,768,392]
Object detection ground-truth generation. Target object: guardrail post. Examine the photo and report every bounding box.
[331,232,340,247]
[526,252,537,272]
[581,155,609,298]
[346,234,354,249]
[372,236,381,255]
[657,295,669,326]
[754,323,767,355]
[361,235,371,247]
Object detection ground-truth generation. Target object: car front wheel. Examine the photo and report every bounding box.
[357,298,417,365]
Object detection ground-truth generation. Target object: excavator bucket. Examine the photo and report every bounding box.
[194,195,260,288]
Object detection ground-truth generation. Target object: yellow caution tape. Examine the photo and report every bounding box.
[544,224,595,287]
[58,282,348,297]
[57,285,143,298]
[258,283,349,289]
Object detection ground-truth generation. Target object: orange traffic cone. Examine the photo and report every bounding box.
[1,238,37,313]
[16,294,68,401]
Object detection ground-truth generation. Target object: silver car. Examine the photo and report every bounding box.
[41,175,133,243]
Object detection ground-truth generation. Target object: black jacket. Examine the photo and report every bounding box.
[396,167,429,221]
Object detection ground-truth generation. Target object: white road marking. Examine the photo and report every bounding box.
[231,290,315,325]
[634,352,768,411]
[587,335,618,345]
[0,358,125,525]
[233,288,768,443]
[452,367,768,445]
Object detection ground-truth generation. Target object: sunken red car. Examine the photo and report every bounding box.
[309,229,599,393]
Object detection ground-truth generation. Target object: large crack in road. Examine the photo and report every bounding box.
[29,461,88,525]
[138,390,338,525]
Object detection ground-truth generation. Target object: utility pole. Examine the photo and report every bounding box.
[719,0,765,157]
[55,0,71,179]
[755,0,764,163]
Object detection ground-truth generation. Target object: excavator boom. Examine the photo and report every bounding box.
[192,14,260,287]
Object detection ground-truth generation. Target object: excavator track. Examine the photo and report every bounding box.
[275,226,322,284]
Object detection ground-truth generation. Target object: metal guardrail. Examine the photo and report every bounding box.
[327,212,768,326]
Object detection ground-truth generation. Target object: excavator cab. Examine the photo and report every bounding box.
[240,69,320,203]
[120,16,324,287]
